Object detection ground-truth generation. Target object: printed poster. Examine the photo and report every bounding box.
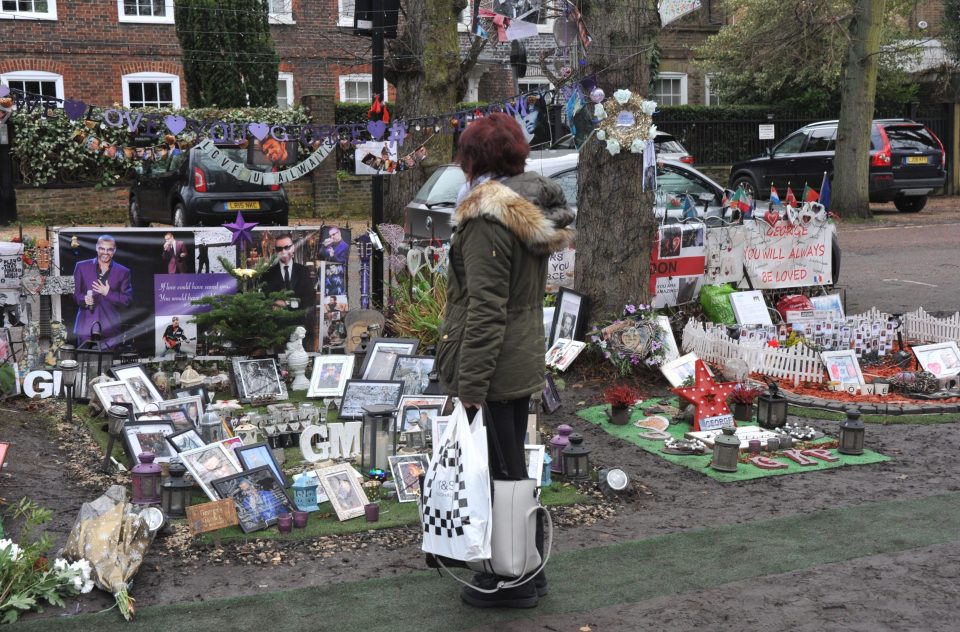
[742,222,833,289]
[355,141,399,175]
[0,242,23,289]
[650,223,706,308]
[658,0,702,26]
[154,274,236,356]
[703,226,746,285]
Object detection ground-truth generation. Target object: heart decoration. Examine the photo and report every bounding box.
[620,327,642,351]
[367,120,388,140]
[635,415,670,432]
[406,248,425,276]
[64,99,87,121]
[798,205,816,225]
[808,201,827,222]
[164,114,187,135]
[247,122,270,141]
[423,245,448,273]
[785,206,799,225]
[764,209,781,226]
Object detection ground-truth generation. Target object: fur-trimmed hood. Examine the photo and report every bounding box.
[454,175,575,255]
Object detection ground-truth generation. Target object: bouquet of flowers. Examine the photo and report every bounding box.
[730,383,763,405]
[589,303,668,375]
[603,383,641,409]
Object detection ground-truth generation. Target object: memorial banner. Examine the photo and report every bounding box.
[742,222,833,289]
[650,223,706,308]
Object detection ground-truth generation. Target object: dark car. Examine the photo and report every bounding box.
[729,119,946,212]
[128,146,289,227]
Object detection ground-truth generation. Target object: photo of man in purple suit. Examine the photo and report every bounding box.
[72,234,133,348]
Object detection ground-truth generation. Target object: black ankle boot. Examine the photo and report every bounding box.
[460,577,538,609]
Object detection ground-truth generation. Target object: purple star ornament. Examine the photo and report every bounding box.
[224,212,259,248]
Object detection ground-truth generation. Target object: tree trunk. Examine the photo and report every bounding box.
[833,0,887,219]
[575,1,660,318]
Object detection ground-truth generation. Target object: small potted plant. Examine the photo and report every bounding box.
[603,383,641,425]
[730,383,762,421]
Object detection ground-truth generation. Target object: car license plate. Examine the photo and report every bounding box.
[226,201,260,210]
[905,156,929,165]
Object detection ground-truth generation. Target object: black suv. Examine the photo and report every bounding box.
[729,119,946,212]
[128,145,289,227]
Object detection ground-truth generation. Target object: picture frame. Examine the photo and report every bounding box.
[430,415,452,462]
[524,444,545,485]
[306,354,355,398]
[172,385,210,408]
[166,427,206,453]
[338,379,405,419]
[360,337,419,380]
[398,395,450,417]
[820,349,866,385]
[316,462,369,521]
[234,357,286,402]
[549,288,588,347]
[235,441,287,487]
[180,442,243,501]
[399,403,442,433]
[911,342,960,378]
[546,338,586,372]
[92,380,137,412]
[158,396,204,430]
[542,372,561,414]
[211,466,294,533]
[121,420,177,464]
[389,355,435,396]
[388,454,430,503]
[110,363,165,412]
[660,352,701,388]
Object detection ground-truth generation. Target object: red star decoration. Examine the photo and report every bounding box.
[672,359,738,432]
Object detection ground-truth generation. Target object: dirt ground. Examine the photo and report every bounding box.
[3,365,959,629]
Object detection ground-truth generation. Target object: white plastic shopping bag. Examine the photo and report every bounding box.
[421,402,491,562]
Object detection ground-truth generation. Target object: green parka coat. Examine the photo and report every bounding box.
[436,172,575,403]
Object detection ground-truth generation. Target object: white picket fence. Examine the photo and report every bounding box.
[902,307,960,344]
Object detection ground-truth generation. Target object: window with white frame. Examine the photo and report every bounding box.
[122,72,181,108]
[653,72,688,106]
[0,0,57,20]
[1,70,64,103]
[117,0,173,23]
[518,76,552,95]
[458,0,552,33]
[704,75,721,106]
[338,0,354,27]
[269,0,294,24]
[277,73,294,109]
[338,74,388,103]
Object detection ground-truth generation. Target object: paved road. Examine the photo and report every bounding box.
[837,198,959,315]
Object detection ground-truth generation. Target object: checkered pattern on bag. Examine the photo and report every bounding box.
[422,440,469,537]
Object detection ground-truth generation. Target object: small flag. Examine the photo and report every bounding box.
[803,183,819,203]
[682,194,698,219]
[770,184,781,207]
[819,172,831,210]
[785,185,797,207]
[667,195,682,209]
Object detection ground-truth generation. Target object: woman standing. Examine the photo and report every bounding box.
[436,113,575,609]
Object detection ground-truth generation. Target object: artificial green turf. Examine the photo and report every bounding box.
[577,398,889,482]
[16,491,960,632]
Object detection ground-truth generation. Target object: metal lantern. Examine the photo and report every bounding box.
[58,359,78,422]
[360,404,397,473]
[161,458,192,517]
[598,467,630,496]
[131,452,162,506]
[103,403,133,473]
[199,410,225,444]
[75,322,114,403]
[838,408,865,455]
[711,425,741,472]
[549,424,573,474]
[291,473,320,512]
[58,344,77,362]
[561,433,591,480]
[756,381,788,430]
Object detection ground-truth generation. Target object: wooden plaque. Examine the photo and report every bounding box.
[186,498,239,536]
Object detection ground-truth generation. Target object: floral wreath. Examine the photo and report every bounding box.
[593,89,658,156]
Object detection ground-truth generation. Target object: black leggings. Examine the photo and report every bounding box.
[483,396,531,481]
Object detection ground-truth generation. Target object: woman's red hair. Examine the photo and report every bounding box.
[456,112,529,181]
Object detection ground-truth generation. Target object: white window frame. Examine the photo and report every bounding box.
[338,0,354,27]
[268,0,294,24]
[457,1,553,33]
[117,0,174,24]
[654,72,688,106]
[338,74,389,103]
[1,70,64,102]
[122,71,181,108]
[517,76,552,95]
[0,0,57,20]
[704,75,720,107]
[277,72,294,109]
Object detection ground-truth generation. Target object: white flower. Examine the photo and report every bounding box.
[641,100,657,115]
[594,104,607,120]
[605,139,622,156]
[630,138,645,154]
[0,539,22,561]
[647,124,658,140]
[596,130,606,141]
[54,558,69,573]
[613,89,631,104]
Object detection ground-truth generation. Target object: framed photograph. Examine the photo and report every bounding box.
[235,358,286,402]
[547,339,586,372]
[166,427,206,453]
[549,288,588,347]
[172,385,210,408]
[122,420,176,464]
[360,338,419,380]
[235,442,287,487]
[211,466,294,533]
[339,380,405,419]
[912,342,960,378]
[92,380,137,412]
[388,454,430,503]
[660,352,701,388]
[307,355,354,398]
[110,363,165,412]
[317,463,369,521]
[180,442,243,501]
[524,444,545,485]
[821,349,865,385]
[158,396,204,430]
[430,415,452,462]
[542,373,561,414]
[390,355,435,396]
[399,404,441,433]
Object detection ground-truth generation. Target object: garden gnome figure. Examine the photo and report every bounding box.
[286,326,310,391]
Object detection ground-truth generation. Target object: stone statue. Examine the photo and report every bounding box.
[286,326,310,391]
